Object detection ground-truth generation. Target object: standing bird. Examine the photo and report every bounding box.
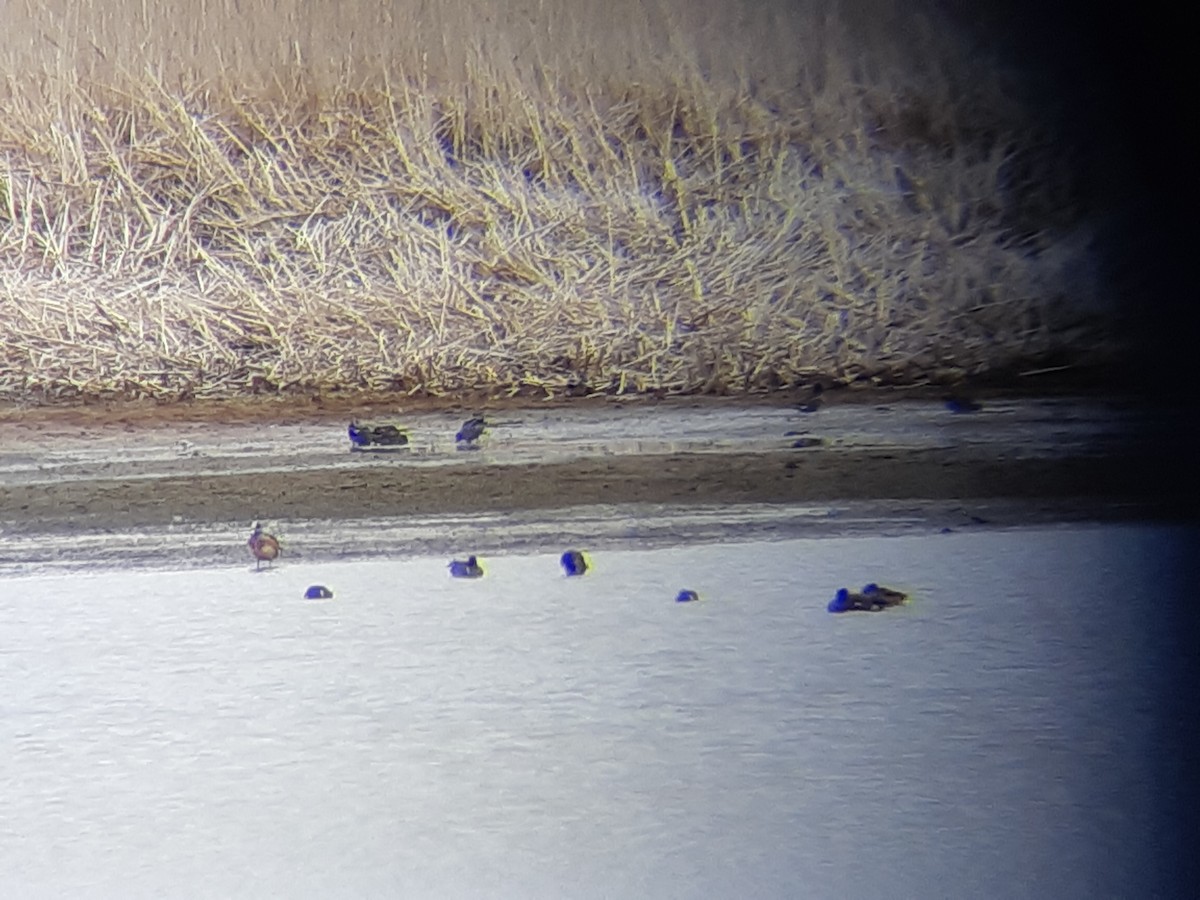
[448,555,484,578]
[560,550,589,576]
[348,421,372,448]
[248,522,281,570]
[455,415,487,447]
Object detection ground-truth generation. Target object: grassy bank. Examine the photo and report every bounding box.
[0,0,1109,403]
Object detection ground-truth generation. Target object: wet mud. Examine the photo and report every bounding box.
[0,394,1174,535]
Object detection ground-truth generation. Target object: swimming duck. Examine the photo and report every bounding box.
[304,585,333,599]
[676,589,700,603]
[943,395,982,414]
[827,583,908,613]
[862,583,907,606]
[448,555,484,578]
[247,521,281,570]
[455,415,488,446]
[560,550,589,576]
[348,421,410,449]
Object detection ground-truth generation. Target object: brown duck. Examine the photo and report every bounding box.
[248,522,282,570]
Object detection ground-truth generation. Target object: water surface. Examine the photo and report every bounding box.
[0,525,1183,898]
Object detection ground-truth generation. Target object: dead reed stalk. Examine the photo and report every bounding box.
[0,0,1110,403]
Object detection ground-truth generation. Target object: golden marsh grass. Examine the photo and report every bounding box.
[1,0,1108,403]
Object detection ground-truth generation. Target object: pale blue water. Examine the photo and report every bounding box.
[0,524,1185,898]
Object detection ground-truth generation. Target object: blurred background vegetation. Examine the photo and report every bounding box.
[0,0,1149,402]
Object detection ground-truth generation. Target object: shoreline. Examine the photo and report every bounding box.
[0,448,1177,537]
[0,444,1179,538]
[0,364,1135,430]
[0,394,1180,542]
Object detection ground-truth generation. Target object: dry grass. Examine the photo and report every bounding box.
[0,0,1109,403]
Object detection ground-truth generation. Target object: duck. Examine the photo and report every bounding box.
[862,583,907,606]
[455,415,488,446]
[943,395,983,414]
[675,589,700,603]
[304,585,334,599]
[448,555,484,578]
[247,521,281,570]
[560,550,589,576]
[371,424,409,445]
[348,420,410,449]
[827,583,908,613]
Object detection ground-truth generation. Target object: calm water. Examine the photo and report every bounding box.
[0,525,1185,898]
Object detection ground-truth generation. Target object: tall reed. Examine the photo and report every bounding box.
[0,0,1107,402]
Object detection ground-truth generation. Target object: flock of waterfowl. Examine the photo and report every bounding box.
[246,520,907,613]
[248,409,914,612]
[347,414,489,452]
[347,394,983,457]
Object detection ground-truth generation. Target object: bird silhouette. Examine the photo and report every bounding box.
[827,583,908,612]
[455,415,487,446]
[560,550,589,576]
[448,555,484,578]
[861,583,907,607]
[349,421,409,449]
[247,522,281,570]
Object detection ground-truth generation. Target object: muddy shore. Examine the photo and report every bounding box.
[0,447,1173,536]
[0,392,1181,540]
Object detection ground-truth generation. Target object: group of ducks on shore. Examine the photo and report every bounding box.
[348,389,982,457]
[247,523,908,612]
[348,416,487,451]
